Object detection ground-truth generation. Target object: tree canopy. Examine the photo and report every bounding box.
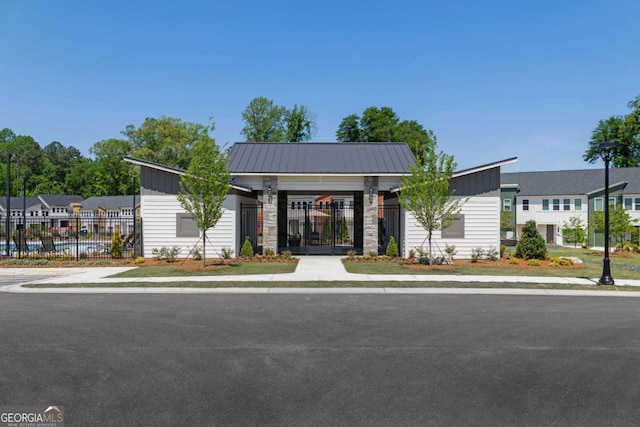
[583,94,640,167]
[335,106,437,161]
[240,97,316,142]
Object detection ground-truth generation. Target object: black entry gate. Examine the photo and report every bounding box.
[283,203,356,255]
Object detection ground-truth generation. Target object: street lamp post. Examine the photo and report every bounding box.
[5,153,12,257]
[598,141,616,286]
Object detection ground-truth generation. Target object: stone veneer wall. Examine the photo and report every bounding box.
[363,176,378,255]
[262,178,278,254]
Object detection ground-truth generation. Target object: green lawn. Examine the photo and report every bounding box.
[109,262,297,278]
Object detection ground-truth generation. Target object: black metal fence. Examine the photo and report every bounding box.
[240,204,263,254]
[1,216,141,260]
[378,204,401,256]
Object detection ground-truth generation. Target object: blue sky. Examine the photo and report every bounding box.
[1,0,639,172]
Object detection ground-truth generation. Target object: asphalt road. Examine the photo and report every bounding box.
[1,294,639,426]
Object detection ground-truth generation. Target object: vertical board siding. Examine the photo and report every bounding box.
[141,195,236,258]
[403,197,500,259]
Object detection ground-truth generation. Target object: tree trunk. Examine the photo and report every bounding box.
[428,231,433,265]
[202,230,206,267]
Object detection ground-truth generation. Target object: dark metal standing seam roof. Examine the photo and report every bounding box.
[227,142,416,174]
[501,168,640,196]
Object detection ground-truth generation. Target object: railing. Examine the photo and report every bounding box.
[1,216,142,261]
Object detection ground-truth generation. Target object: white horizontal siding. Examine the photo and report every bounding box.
[278,176,365,191]
[517,196,588,245]
[403,197,500,259]
[141,195,236,259]
[378,176,404,192]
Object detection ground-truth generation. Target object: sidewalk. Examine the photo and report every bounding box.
[1,256,640,295]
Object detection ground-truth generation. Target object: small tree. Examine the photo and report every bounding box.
[398,140,467,262]
[515,220,547,260]
[562,217,587,248]
[110,229,124,258]
[385,236,399,257]
[321,215,332,242]
[177,137,231,266]
[590,205,638,246]
[240,236,254,257]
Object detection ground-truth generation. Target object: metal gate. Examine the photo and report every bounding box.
[379,204,401,256]
[240,204,263,254]
[284,202,355,255]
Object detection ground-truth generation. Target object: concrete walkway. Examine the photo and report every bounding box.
[1,256,640,295]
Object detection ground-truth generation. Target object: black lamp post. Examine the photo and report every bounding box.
[598,140,616,286]
[4,153,12,257]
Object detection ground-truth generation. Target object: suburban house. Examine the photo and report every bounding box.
[79,195,140,236]
[500,168,640,246]
[0,195,139,239]
[125,142,516,259]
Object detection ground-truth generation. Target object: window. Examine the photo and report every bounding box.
[609,197,616,208]
[542,199,549,211]
[522,199,529,211]
[574,199,582,211]
[563,199,570,211]
[594,198,603,211]
[349,200,354,208]
[502,199,512,211]
[625,198,633,210]
[553,199,560,211]
[176,213,199,238]
[442,215,465,239]
[636,198,640,210]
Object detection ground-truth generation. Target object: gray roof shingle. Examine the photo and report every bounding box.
[501,168,640,196]
[81,196,140,211]
[39,194,84,207]
[228,142,416,174]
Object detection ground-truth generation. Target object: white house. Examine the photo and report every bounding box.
[125,142,516,259]
[501,168,640,246]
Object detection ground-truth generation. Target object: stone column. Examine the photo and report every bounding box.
[363,176,378,255]
[262,178,278,255]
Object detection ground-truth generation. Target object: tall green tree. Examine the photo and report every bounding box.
[284,104,316,142]
[584,94,640,167]
[241,97,287,142]
[336,107,436,161]
[360,106,399,142]
[89,138,136,196]
[336,114,362,142]
[42,141,83,185]
[398,141,467,262]
[177,139,231,266]
[124,116,213,169]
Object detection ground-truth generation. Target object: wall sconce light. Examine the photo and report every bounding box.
[267,186,273,204]
[369,186,374,204]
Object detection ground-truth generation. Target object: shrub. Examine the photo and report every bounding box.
[368,251,378,258]
[61,253,74,261]
[509,257,519,265]
[445,244,457,257]
[346,249,357,260]
[527,259,541,267]
[27,252,41,260]
[240,236,254,257]
[280,250,292,259]
[164,246,181,262]
[500,244,506,257]
[408,249,416,259]
[192,246,203,260]
[45,252,57,261]
[503,248,514,259]
[515,220,547,260]
[485,246,499,262]
[470,247,484,263]
[385,236,399,257]
[78,252,88,260]
[220,247,233,259]
[263,247,276,257]
[134,256,145,264]
[110,231,124,258]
